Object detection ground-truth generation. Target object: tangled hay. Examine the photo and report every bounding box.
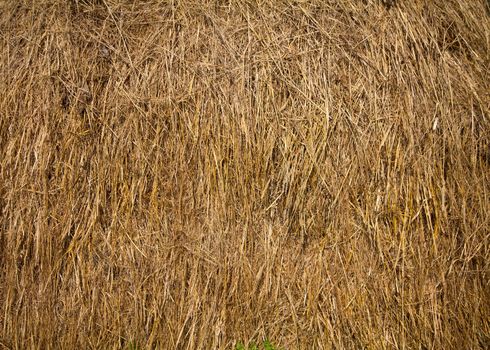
[1,0,489,348]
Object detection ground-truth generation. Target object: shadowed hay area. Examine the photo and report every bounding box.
[1,0,489,349]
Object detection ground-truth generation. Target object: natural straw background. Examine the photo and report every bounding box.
[1,0,489,349]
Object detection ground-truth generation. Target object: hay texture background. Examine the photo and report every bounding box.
[1,0,489,348]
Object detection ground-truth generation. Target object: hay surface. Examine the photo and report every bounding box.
[1,0,489,348]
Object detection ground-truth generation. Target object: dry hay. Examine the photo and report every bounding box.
[1,0,489,348]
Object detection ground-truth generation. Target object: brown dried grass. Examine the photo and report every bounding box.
[1,0,489,349]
